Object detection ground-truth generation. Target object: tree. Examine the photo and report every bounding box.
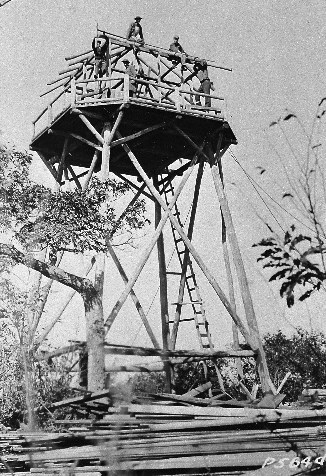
[253,102,326,308]
[0,142,148,397]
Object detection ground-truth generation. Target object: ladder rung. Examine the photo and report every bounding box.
[170,301,202,305]
[188,287,195,292]
[173,211,181,216]
[169,318,195,323]
[175,238,183,243]
[197,322,205,325]
[200,333,208,338]
[202,344,210,348]
[166,271,182,275]
[179,249,186,254]
[187,274,195,279]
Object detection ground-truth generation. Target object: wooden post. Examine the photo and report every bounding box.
[82,63,87,96]
[209,144,275,394]
[70,78,76,107]
[107,38,112,78]
[83,150,100,191]
[123,73,129,101]
[47,104,53,127]
[153,175,172,392]
[175,86,181,111]
[215,138,244,379]
[56,137,69,187]
[101,124,111,181]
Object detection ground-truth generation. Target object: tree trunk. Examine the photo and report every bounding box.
[82,286,106,392]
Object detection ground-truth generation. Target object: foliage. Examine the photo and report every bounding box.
[0,143,148,255]
[130,329,326,403]
[253,103,326,308]
[253,225,326,307]
[131,372,165,396]
[263,329,326,401]
[0,141,149,420]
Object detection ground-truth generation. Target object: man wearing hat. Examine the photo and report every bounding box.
[122,59,137,97]
[126,16,144,44]
[169,35,185,54]
[169,35,186,66]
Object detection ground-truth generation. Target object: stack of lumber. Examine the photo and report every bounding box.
[2,403,326,475]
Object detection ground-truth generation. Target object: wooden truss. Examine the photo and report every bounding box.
[31,31,276,397]
[35,102,276,396]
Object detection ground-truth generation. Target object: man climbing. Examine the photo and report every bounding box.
[185,58,213,108]
[126,16,144,44]
[92,34,109,79]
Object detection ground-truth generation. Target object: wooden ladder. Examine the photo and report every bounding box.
[159,171,225,393]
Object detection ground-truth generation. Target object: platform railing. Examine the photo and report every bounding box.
[32,73,224,138]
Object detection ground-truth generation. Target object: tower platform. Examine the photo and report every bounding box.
[30,31,237,178]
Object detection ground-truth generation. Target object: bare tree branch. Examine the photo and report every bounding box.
[0,243,89,293]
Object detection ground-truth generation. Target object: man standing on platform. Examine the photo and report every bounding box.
[122,59,137,97]
[169,35,186,66]
[92,35,109,79]
[126,16,144,44]
[185,58,213,108]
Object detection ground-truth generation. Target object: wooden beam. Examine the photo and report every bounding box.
[101,123,111,180]
[217,138,243,380]
[104,344,256,358]
[110,121,168,148]
[65,49,92,62]
[114,173,154,201]
[83,150,100,191]
[210,149,275,394]
[114,129,255,349]
[50,129,102,152]
[107,242,160,349]
[101,110,124,180]
[56,137,70,185]
[98,31,232,71]
[74,112,104,144]
[153,175,172,392]
[36,343,84,360]
[36,151,58,182]
[104,141,198,333]
[66,164,82,189]
[71,108,105,121]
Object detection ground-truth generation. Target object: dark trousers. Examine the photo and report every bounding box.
[94,59,106,78]
[195,79,211,107]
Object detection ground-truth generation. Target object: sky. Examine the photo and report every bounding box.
[2,0,326,358]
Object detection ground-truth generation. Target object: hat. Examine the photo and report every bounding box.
[122,59,130,64]
[135,16,142,20]
[173,35,179,40]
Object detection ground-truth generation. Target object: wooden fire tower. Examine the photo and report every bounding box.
[30,30,276,396]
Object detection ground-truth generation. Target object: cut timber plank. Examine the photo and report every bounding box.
[49,390,111,409]
[182,381,212,398]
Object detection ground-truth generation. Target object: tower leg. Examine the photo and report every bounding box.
[154,175,173,393]
[210,143,275,395]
